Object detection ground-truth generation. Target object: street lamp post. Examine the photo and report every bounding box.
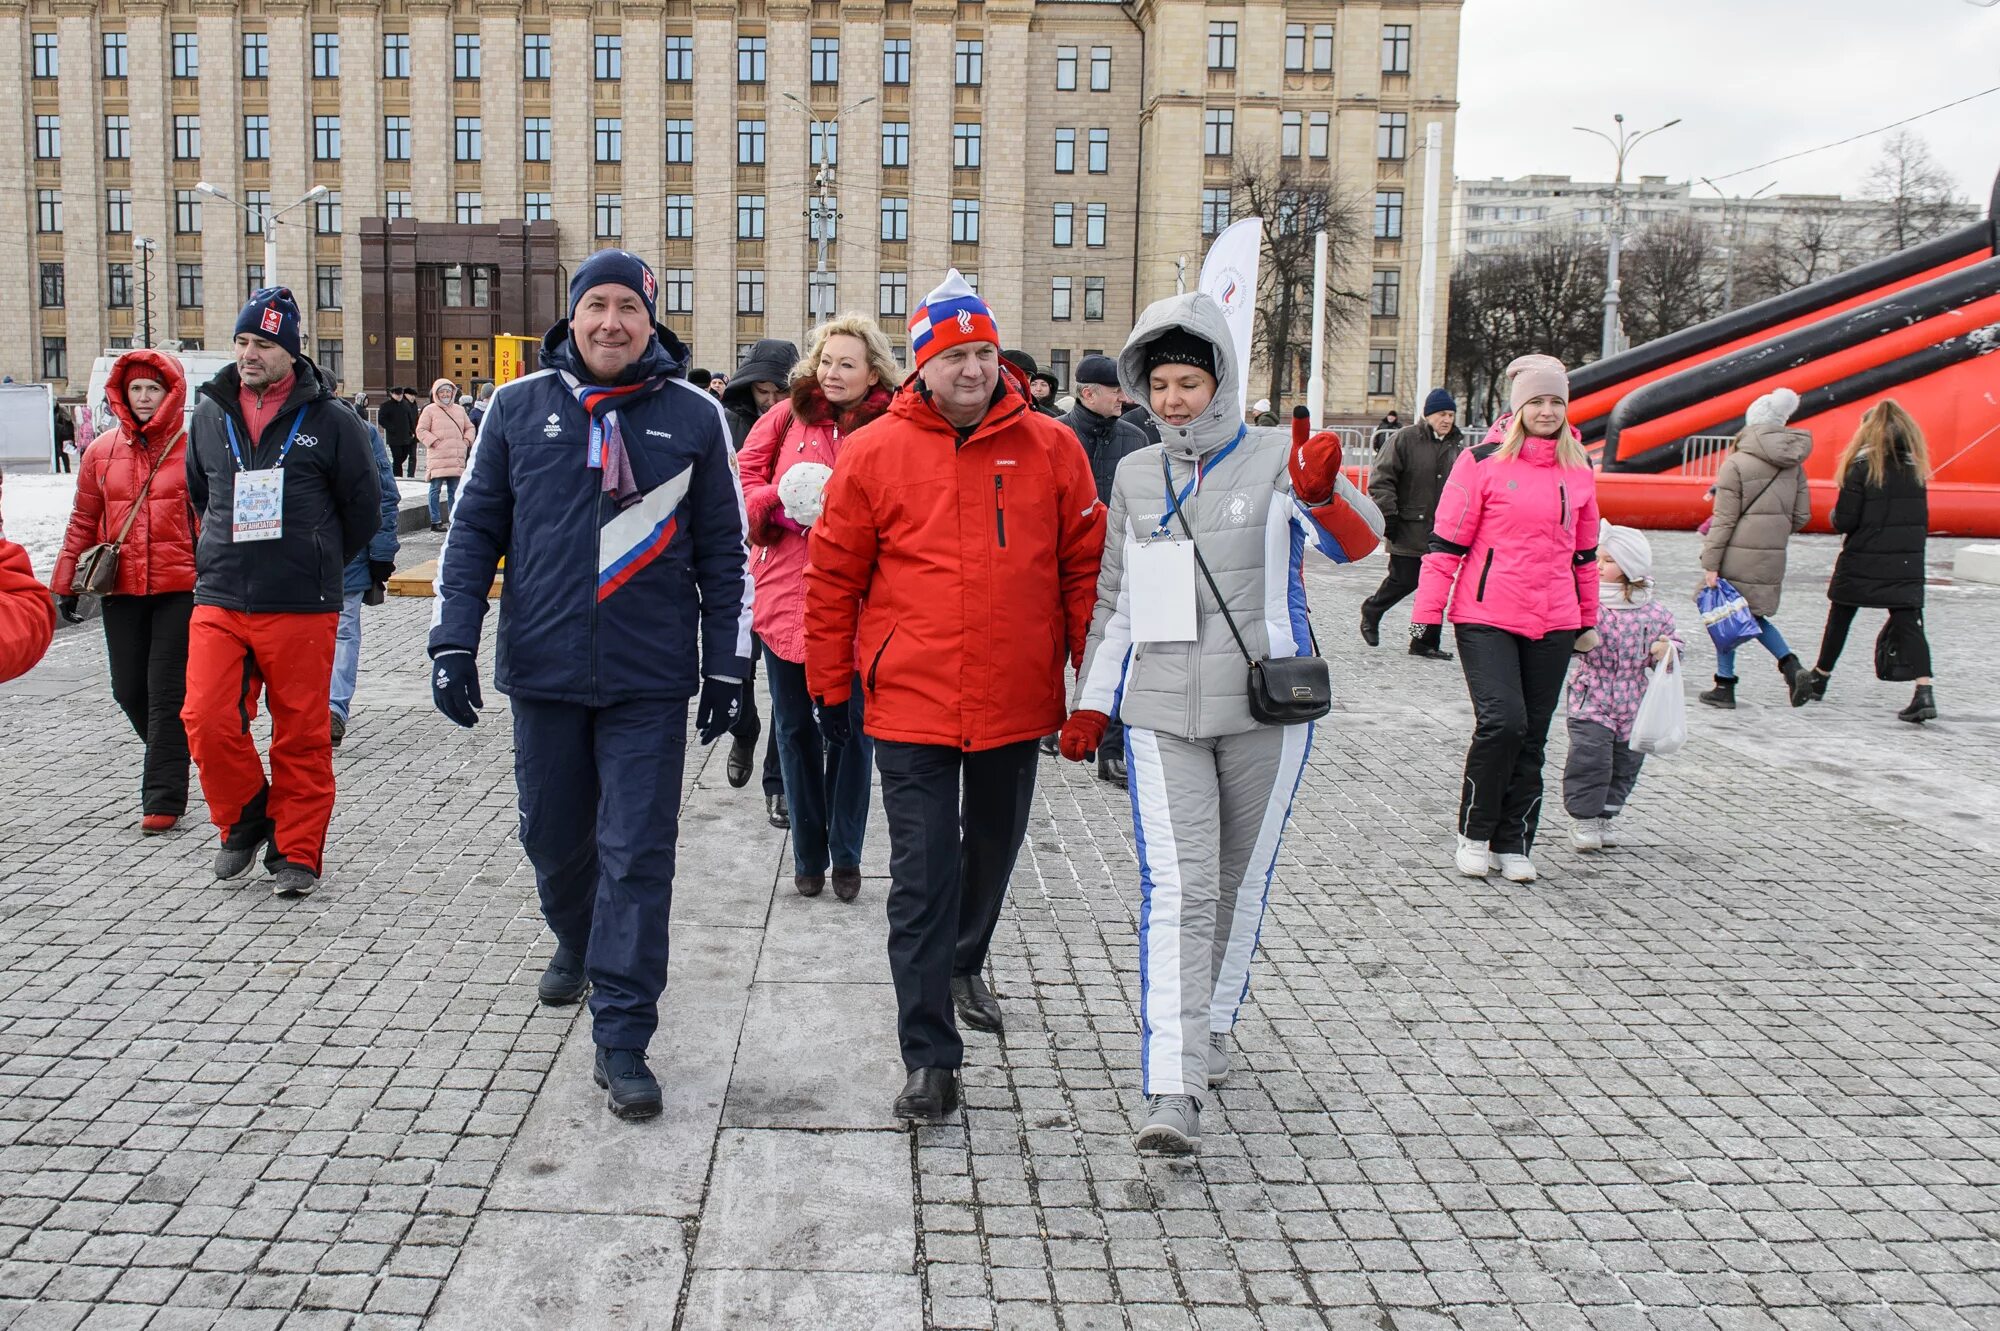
[195,182,328,288]
[1573,114,1681,360]
[1699,177,1775,312]
[782,92,876,324]
[134,236,157,348]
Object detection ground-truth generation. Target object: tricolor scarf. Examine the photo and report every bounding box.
[559,369,675,510]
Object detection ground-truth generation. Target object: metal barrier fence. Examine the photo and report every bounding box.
[1680,435,1734,480]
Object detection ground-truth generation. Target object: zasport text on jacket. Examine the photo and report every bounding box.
[803,368,1107,751]
[53,348,197,598]
[428,322,754,706]
[184,358,382,615]
[1412,435,1600,640]
[1073,292,1383,740]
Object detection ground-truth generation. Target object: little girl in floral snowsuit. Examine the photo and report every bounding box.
[1564,522,1682,851]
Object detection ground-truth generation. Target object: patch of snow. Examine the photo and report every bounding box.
[0,471,78,583]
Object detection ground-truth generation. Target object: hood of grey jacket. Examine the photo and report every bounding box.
[1735,422,1813,469]
[1117,292,1242,463]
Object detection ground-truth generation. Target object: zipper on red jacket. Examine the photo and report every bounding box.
[1476,548,1494,601]
[867,626,896,693]
[994,475,1007,548]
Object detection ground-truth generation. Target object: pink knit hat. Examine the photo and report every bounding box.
[1506,354,1569,410]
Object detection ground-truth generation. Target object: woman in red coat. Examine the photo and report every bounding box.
[53,349,198,833]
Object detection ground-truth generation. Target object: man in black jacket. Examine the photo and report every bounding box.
[1363,388,1464,658]
[1058,354,1148,787]
[379,386,421,477]
[180,288,381,898]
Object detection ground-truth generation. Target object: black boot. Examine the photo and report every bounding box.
[1097,751,1128,789]
[1408,623,1453,661]
[726,729,756,788]
[1776,652,1804,693]
[1791,667,1828,708]
[1698,676,1737,710]
[950,974,1003,1033]
[892,1068,960,1123]
[766,792,789,828]
[593,1047,663,1120]
[537,945,589,1005]
[1896,684,1937,724]
[1359,608,1382,647]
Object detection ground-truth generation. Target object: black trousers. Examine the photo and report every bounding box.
[101,591,195,815]
[388,438,417,478]
[1362,553,1423,622]
[874,738,1038,1071]
[1816,602,1931,677]
[1454,625,1576,854]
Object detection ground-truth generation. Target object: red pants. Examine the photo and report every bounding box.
[182,607,339,875]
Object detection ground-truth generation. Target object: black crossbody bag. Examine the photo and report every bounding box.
[1162,463,1332,726]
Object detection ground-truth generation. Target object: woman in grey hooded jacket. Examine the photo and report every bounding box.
[1060,292,1383,1156]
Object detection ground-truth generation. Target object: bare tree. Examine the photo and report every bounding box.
[1619,215,1727,345]
[1864,131,1965,252]
[1737,204,1866,304]
[1230,149,1370,409]
[1446,229,1605,420]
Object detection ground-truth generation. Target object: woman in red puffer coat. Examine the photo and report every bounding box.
[52,349,198,834]
[738,315,897,903]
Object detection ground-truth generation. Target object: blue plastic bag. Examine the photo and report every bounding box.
[1696,578,1761,651]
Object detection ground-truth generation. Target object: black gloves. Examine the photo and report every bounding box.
[56,595,83,625]
[695,676,743,746]
[814,696,852,746]
[369,559,394,587]
[431,650,483,727]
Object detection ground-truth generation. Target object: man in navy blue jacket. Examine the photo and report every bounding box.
[428,250,754,1121]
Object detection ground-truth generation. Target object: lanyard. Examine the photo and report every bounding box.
[225,408,308,473]
[1157,427,1244,532]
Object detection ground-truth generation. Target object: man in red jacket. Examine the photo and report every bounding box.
[806,270,1106,1122]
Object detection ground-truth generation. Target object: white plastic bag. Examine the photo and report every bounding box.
[1629,644,1687,756]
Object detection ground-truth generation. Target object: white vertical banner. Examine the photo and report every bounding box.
[1416,121,1444,418]
[1198,217,1262,417]
[1307,230,1328,431]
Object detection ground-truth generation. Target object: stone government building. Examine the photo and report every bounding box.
[3,0,1458,416]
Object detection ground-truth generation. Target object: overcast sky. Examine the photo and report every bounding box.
[1455,0,2000,205]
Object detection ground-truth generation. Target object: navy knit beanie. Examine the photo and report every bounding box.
[235,287,302,359]
[569,249,658,322]
[1423,387,1457,417]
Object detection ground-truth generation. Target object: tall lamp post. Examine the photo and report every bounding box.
[782,92,876,325]
[194,182,327,288]
[1698,177,1775,312]
[1573,113,1680,360]
[134,236,158,348]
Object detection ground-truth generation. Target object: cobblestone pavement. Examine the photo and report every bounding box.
[1,529,1997,1331]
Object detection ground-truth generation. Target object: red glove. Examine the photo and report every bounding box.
[1289,430,1343,505]
[1058,710,1108,762]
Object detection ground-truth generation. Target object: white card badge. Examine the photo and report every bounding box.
[232,468,285,543]
[1126,538,1198,644]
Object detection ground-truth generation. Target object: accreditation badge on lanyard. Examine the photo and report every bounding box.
[1127,537,1198,643]
[227,409,307,544]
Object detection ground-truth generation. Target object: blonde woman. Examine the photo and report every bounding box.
[417,378,474,531]
[1412,355,1600,885]
[738,314,899,901]
[1794,400,1936,721]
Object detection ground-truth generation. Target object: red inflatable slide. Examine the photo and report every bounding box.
[1571,168,2000,536]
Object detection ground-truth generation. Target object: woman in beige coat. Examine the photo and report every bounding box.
[1698,388,1813,708]
[417,377,475,531]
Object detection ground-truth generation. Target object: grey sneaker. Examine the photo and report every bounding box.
[1134,1094,1202,1155]
[1207,1033,1230,1088]
[271,863,319,898]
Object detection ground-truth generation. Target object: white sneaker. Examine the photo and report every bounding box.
[1207,1033,1230,1088]
[1597,817,1620,848]
[1495,853,1538,883]
[1454,835,1491,877]
[1569,819,1603,852]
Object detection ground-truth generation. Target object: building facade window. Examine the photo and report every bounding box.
[664,119,692,164]
[176,263,203,309]
[312,32,339,78]
[37,190,62,233]
[1378,112,1408,161]
[1282,112,1302,158]
[175,190,202,233]
[1382,24,1412,74]
[811,37,839,84]
[245,264,264,298]
[1309,111,1330,158]
[1055,46,1076,90]
[810,122,839,166]
[955,40,983,85]
[1367,347,1396,396]
[108,263,133,309]
[455,117,481,161]
[953,123,982,169]
[1054,129,1075,173]
[32,33,57,80]
[882,38,910,85]
[244,190,269,233]
[245,115,273,159]
[316,264,341,310]
[103,33,128,78]
[316,192,343,234]
[383,33,409,78]
[313,116,339,160]
[386,190,413,219]
[453,192,480,225]
[175,116,201,159]
[879,272,907,317]
[595,117,622,162]
[666,35,693,82]
[951,198,981,244]
[383,116,410,161]
[595,34,621,80]
[737,36,766,83]
[881,121,909,167]
[173,31,199,79]
[1312,24,1334,71]
[662,269,694,315]
[666,195,693,238]
[1207,23,1237,70]
[524,33,551,79]
[1083,277,1104,321]
[1052,203,1073,247]
[1090,47,1111,91]
[241,32,266,79]
[1049,349,1070,387]
[736,269,765,315]
[523,118,550,162]
[1087,128,1109,173]
[1086,202,1107,247]
[1374,190,1404,238]
[454,33,481,79]
[737,194,766,239]
[34,116,60,159]
[1370,269,1401,317]
[1284,24,1306,72]
[880,197,909,241]
[737,119,765,164]
[43,338,67,382]
[39,264,64,309]
[106,116,132,159]
[1051,277,1072,321]
[522,192,551,221]
[809,272,837,322]
[809,196,837,243]
[1203,110,1233,157]
[107,189,132,233]
[596,193,622,237]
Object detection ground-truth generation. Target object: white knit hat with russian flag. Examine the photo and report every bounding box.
[908,269,1000,369]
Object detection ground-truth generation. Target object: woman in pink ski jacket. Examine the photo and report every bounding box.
[1413,354,1598,884]
[738,313,897,903]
